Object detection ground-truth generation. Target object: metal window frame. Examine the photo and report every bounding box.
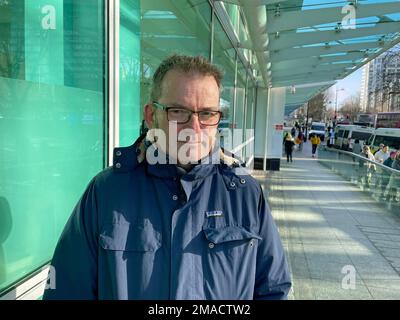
[107,0,120,166]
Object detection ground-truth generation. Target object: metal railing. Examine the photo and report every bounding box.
[318,146,400,214]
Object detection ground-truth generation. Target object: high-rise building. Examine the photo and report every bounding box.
[366,44,400,112]
[360,63,370,112]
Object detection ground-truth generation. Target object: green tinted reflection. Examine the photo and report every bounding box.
[140,0,211,108]
[0,0,105,292]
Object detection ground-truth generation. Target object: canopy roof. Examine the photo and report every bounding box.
[226,0,400,114]
[141,0,400,115]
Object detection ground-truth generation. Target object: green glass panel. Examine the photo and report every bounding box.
[140,0,211,108]
[0,0,105,293]
[213,15,235,127]
[120,0,141,146]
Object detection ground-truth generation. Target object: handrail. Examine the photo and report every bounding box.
[321,146,400,175]
[230,136,255,154]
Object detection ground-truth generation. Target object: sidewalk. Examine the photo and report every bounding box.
[253,140,400,300]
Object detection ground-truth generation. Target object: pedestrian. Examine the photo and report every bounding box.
[297,131,304,151]
[285,134,295,163]
[374,145,390,164]
[310,134,321,158]
[359,145,376,188]
[283,131,289,144]
[291,126,296,137]
[383,151,397,168]
[381,151,397,199]
[384,151,400,201]
[42,54,291,300]
[352,139,362,155]
[327,128,334,148]
[373,143,385,155]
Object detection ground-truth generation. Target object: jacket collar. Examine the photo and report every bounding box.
[112,135,242,180]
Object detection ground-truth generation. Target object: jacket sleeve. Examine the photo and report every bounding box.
[254,186,292,300]
[42,177,99,300]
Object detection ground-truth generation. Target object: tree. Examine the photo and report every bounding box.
[340,94,361,121]
[307,92,329,122]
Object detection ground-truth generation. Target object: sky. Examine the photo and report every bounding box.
[326,68,363,109]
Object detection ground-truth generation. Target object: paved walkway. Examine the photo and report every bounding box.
[253,140,400,300]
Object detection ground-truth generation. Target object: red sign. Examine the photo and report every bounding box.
[275,124,284,131]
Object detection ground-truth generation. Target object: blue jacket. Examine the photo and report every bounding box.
[43,135,291,300]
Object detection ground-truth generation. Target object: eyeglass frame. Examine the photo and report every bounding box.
[152,101,223,126]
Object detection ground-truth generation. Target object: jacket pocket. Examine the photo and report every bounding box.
[203,225,262,245]
[99,222,162,252]
[201,225,261,298]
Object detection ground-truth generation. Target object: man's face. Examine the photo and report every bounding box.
[383,146,389,153]
[145,70,220,165]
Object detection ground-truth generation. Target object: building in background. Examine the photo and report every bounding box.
[360,63,370,112]
[366,44,400,113]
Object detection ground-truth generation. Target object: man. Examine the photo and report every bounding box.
[297,130,304,151]
[352,139,362,155]
[373,143,385,155]
[374,145,390,164]
[43,55,291,300]
[327,128,334,148]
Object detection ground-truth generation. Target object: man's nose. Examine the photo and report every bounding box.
[187,113,202,132]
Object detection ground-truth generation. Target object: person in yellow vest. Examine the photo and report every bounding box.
[310,134,321,158]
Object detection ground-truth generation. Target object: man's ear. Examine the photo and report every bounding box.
[144,104,155,129]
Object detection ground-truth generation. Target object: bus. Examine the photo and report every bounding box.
[375,112,400,129]
[355,114,376,127]
[367,128,400,153]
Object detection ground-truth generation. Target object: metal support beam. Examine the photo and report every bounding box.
[274,63,353,78]
[272,52,365,72]
[267,2,400,33]
[269,22,400,51]
[270,42,381,63]
[239,0,271,86]
[220,0,288,6]
[273,74,341,87]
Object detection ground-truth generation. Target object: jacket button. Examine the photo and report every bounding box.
[115,163,121,169]
[249,240,254,247]
[172,195,178,201]
[240,179,246,184]
[230,182,236,188]
[208,243,215,249]
[116,150,122,156]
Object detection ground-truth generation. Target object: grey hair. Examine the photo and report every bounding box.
[150,54,223,102]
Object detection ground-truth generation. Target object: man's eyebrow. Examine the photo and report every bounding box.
[169,103,219,111]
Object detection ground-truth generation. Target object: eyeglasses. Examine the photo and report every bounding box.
[152,102,222,126]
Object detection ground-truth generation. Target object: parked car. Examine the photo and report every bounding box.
[308,122,326,141]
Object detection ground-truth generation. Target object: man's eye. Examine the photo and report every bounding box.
[201,111,216,117]
[170,109,186,115]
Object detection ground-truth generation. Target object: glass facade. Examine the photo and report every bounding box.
[213,14,236,127]
[0,0,256,295]
[119,0,141,146]
[140,0,211,108]
[0,0,106,292]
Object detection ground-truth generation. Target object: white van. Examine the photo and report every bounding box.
[366,128,400,153]
[308,122,326,141]
[334,125,374,151]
